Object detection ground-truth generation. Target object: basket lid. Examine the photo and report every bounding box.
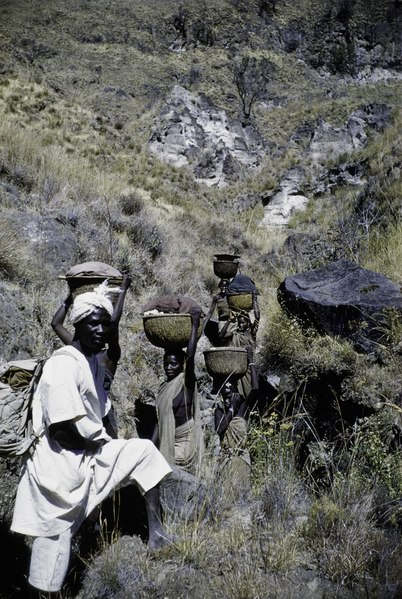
[213,254,240,262]
[203,347,247,355]
[59,261,123,280]
[143,312,192,319]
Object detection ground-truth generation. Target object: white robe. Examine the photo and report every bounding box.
[11,345,171,538]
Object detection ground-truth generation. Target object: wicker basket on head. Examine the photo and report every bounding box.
[213,254,240,279]
[203,347,248,378]
[64,277,121,300]
[227,293,253,312]
[59,262,123,300]
[143,313,204,349]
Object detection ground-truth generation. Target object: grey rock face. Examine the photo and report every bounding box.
[310,103,390,163]
[0,212,79,359]
[0,282,42,359]
[3,211,78,278]
[283,232,335,268]
[148,85,266,187]
[261,103,391,226]
[261,166,309,226]
[314,158,367,194]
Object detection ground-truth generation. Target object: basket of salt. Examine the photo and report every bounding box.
[213,254,240,279]
[227,293,253,312]
[203,347,248,378]
[143,313,204,349]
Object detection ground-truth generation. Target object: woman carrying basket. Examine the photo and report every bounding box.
[151,307,204,476]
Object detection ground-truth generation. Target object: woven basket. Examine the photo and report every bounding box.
[143,313,204,349]
[227,293,253,312]
[204,347,248,377]
[60,276,123,300]
[213,258,240,279]
[214,254,241,262]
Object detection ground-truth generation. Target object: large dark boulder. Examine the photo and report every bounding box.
[278,259,402,348]
[160,466,209,522]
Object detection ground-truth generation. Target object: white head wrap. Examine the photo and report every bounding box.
[69,280,115,325]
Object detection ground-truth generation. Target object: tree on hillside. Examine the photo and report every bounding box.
[172,4,189,49]
[258,0,278,17]
[231,54,275,124]
[335,0,355,24]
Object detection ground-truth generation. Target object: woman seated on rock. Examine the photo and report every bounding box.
[151,307,204,476]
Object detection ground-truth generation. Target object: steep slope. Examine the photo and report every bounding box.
[0,1,401,597]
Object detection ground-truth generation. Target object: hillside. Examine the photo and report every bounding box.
[0,0,401,597]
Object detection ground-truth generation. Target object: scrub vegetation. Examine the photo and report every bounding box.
[0,0,401,597]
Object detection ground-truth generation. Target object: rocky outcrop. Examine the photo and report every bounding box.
[261,103,391,226]
[261,166,309,226]
[309,103,391,165]
[0,283,39,361]
[148,85,267,187]
[313,158,367,194]
[160,466,209,522]
[277,259,402,350]
[276,8,402,76]
[283,231,335,269]
[0,209,79,360]
[2,211,78,278]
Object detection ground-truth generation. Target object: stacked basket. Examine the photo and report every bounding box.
[143,313,203,349]
[212,254,240,280]
[59,261,123,301]
[226,273,257,314]
[203,347,248,378]
[226,293,254,312]
[142,295,204,349]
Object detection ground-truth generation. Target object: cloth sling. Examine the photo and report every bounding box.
[174,419,197,473]
[216,298,230,321]
[220,416,250,467]
[221,328,255,398]
[218,415,251,500]
[230,329,255,348]
[156,372,203,475]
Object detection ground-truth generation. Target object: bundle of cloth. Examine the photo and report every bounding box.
[227,274,258,295]
[64,261,123,279]
[143,294,203,315]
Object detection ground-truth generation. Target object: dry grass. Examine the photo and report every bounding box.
[0,2,401,597]
[364,223,402,287]
[0,223,29,280]
[75,406,402,598]
[304,476,382,586]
